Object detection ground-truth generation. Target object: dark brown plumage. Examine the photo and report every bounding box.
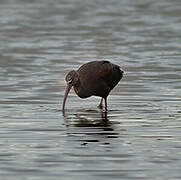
[62,60,124,111]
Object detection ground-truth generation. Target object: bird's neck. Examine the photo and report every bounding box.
[73,79,81,91]
[73,80,88,98]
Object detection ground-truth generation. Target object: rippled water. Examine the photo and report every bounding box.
[0,0,181,179]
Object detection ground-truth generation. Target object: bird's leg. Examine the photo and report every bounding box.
[104,97,107,111]
[98,98,103,109]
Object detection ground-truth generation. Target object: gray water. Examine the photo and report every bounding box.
[0,0,181,179]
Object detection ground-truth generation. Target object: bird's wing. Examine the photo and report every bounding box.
[99,61,122,90]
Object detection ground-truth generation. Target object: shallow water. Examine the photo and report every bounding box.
[0,0,181,179]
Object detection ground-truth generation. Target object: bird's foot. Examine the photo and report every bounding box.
[104,107,107,112]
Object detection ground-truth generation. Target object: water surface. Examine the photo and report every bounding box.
[0,0,181,179]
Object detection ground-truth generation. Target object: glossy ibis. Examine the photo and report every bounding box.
[62,60,124,111]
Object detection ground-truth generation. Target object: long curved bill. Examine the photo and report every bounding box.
[62,84,72,112]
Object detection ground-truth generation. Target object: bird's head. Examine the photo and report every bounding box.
[62,70,79,112]
[65,70,79,86]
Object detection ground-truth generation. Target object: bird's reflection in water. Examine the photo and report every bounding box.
[63,109,109,126]
[63,109,120,144]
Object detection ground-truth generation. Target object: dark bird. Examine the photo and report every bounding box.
[62,60,124,112]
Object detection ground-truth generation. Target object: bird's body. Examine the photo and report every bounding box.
[62,60,123,111]
[75,61,122,98]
